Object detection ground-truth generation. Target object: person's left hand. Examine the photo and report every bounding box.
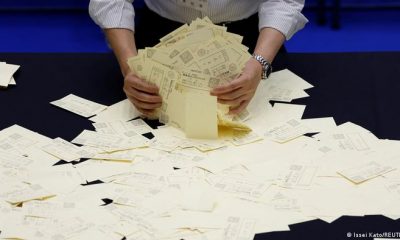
[210,57,263,115]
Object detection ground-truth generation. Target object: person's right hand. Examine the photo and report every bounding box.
[123,72,162,117]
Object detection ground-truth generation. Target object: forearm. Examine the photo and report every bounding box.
[253,27,285,63]
[104,28,137,77]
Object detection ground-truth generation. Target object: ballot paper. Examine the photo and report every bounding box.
[179,181,217,212]
[149,132,184,152]
[229,130,263,146]
[212,175,271,199]
[50,94,107,118]
[278,164,318,189]
[265,118,310,143]
[0,183,54,205]
[300,117,337,133]
[182,137,228,152]
[224,217,257,240]
[89,98,141,123]
[40,138,86,161]
[127,17,252,139]
[0,124,52,157]
[90,150,137,162]
[0,62,20,88]
[72,130,148,152]
[0,150,33,169]
[266,69,313,102]
[93,119,153,136]
[315,126,379,153]
[3,15,400,240]
[3,94,400,240]
[385,178,400,194]
[185,91,218,139]
[338,161,396,184]
[9,77,17,85]
[218,110,252,133]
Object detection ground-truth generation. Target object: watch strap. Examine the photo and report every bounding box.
[252,54,272,79]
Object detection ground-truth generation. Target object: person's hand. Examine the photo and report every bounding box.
[123,71,162,117]
[210,58,262,115]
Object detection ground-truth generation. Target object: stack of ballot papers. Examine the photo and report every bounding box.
[1,65,400,239]
[0,62,20,88]
[127,17,252,139]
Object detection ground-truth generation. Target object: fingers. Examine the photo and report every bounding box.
[217,93,248,107]
[132,105,156,117]
[229,99,250,115]
[210,65,260,113]
[210,75,245,95]
[127,96,158,116]
[124,85,162,103]
[211,75,246,106]
[217,87,245,101]
[125,73,159,94]
[124,73,162,116]
[135,107,156,117]
[126,93,162,109]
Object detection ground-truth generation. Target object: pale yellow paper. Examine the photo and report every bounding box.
[184,91,218,139]
[0,62,19,87]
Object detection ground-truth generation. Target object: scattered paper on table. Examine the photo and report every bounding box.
[0,62,20,88]
[265,118,310,143]
[2,17,400,240]
[338,161,396,184]
[50,94,107,118]
[89,98,141,122]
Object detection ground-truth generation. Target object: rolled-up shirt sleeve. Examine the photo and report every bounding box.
[258,0,308,40]
[89,0,135,32]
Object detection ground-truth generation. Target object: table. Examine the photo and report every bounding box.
[1,52,400,239]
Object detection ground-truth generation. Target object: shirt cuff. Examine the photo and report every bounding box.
[258,1,308,40]
[89,0,135,32]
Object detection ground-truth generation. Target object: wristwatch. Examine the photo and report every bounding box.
[252,54,272,79]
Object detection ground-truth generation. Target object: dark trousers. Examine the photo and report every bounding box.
[134,5,286,54]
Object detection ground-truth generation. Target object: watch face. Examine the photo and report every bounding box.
[263,65,272,79]
[262,71,268,79]
[266,65,272,78]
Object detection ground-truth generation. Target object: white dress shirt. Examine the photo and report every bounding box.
[89,0,308,40]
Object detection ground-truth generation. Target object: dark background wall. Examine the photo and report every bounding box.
[0,0,399,52]
[1,0,399,9]
[0,0,88,9]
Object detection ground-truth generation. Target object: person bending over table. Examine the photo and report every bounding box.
[89,0,308,116]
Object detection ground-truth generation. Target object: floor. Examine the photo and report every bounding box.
[0,8,399,53]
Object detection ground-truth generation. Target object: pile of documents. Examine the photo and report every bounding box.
[127,17,252,139]
[0,62,20,88]
[1,65,400,239]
